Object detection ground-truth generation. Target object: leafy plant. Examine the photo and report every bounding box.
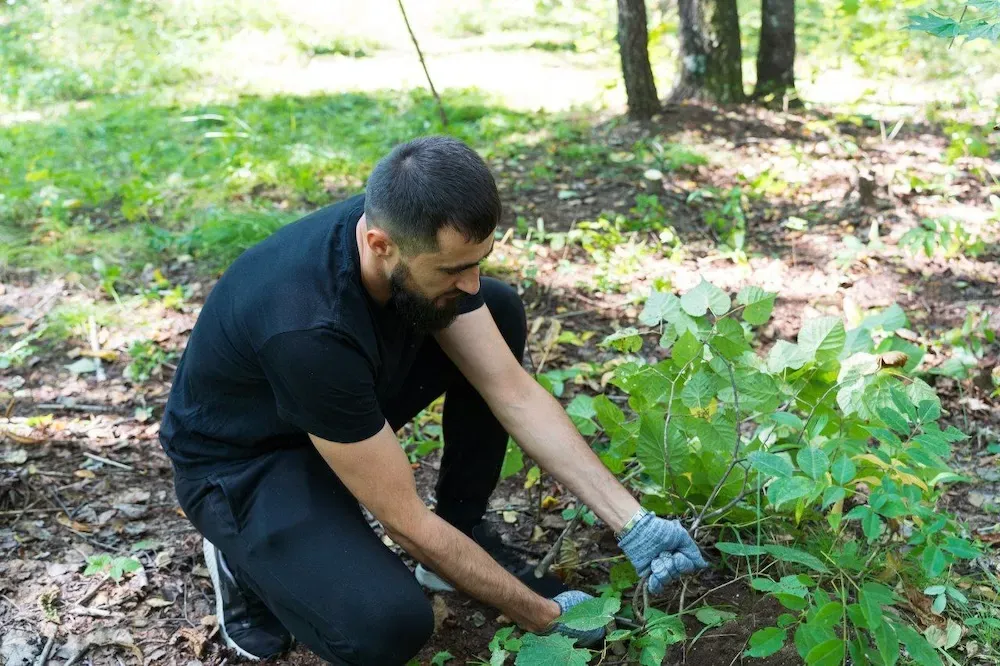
[493,279,981,664]
[899,218,986,259]
[687,188,748,262]
[84,554,143,582]
[124,339,175,383]
[908,2,1000,43]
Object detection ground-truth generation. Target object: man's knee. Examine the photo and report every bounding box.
[481,277,527,358]
[350,589,434,664]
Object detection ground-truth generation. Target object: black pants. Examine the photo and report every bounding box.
[172,278,526,665]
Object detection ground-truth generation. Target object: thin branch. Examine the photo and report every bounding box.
[534,512,581,578]
[396,0,448,126]
[690,344,743,536]
[793,381,845,448]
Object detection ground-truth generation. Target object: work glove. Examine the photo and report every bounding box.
[618,513,708,594]
[547,590,606,647]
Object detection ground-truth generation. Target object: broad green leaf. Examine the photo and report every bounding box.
[514,634,590,666]
[795,622,835,660]
[673,330,702,368]
[558,596,621,631]
[431,651,454,666]
[767,340,811,373]
[566,394,597,435]
[942,536,979,559]
[691,414,737,456]
[767,476,815,508]
[931,594,946,614]
[606,629,632,642]
[822,486,846,509]
[862,303,907,332]
[896,624,943,666]
[797,447,830,480]
[681,278,731,317]
[695,607,737,627]
[907,13,961,38]
[873,620,899,666]
[640,291,683,326]
[836,353,880,416]
[500,439,525,479]
[876,407,910,435]
[916,400,941,424]
[862,510,882,541]
[744,627,785,658]
[748,451,794,479]
[763,545,829,573]
[831,455,856,484]
[737,286,776,325]
[713,317,751,358]
[681,370,718,410]
[592,395,624,435]
[812,603,843,629]
[636,411,686,485]
[719,370,779,411]
[715,542,768,556]
[922,545,946,577]
[858,586,884,631]
[806,639,844,666]
[799,317,846,362]
[601,328,642,353]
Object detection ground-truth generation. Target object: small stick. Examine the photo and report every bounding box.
[82,452,133,471]
[35,634,56,666]
[68,606,121,618]
[88,316,106,382]
[396,0,448,126]
[534,513,581,578]
[631,574,650,624]
[64,645,89,666]
[76,575,109,606]
[35,403,114,413]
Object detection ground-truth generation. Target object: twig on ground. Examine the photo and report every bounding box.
[82,452,133,471]
[35,403,115,413]
[63,644,89,666]
[396,0,448,127]
[88,316,106,382]
[76,575,109,606]
[181,580,196,628]
[68,606,122,618]
[534,512,580,578]
[611,615,642,630]
[35,633,56,666]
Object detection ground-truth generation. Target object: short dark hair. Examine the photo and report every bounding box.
[364,136,501,255]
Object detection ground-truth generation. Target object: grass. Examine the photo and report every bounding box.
[0,89,561,275]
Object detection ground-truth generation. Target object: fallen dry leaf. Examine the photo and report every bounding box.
[432,595,451,632]
[56,513,92,533]
[172,627,207,658]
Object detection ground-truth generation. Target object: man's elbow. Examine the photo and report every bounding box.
[381,504,434,550]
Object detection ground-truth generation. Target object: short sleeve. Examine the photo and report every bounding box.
[457,285,485,315]
[258,329,385,443]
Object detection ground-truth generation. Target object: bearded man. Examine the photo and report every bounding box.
[159,136,706,664]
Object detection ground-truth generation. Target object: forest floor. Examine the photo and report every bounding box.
[2,96,999,665]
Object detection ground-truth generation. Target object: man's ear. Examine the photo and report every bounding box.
[364,227,397,260]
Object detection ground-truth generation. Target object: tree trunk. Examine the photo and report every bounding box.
[754,0,796,104]
[669,0,745,104]
[617,0,660,119]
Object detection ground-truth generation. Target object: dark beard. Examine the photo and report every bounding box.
[388,263,462,334]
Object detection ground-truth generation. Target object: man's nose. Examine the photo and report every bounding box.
[456,266,481,295]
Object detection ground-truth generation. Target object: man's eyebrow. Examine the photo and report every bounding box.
[441,241,495,272]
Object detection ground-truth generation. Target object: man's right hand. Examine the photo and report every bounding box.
[548,590,606,647]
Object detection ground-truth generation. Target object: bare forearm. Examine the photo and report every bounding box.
[389,511,559,632]
[494,379,641,533]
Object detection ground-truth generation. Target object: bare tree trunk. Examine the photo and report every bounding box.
[617,0,660,119]
[754,0,796,105]
[669,0,744,104]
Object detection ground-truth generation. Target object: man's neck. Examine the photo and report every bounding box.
[355,215,391,306]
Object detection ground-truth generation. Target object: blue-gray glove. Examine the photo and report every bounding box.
[547,590,606,647]
[618,513,708,594]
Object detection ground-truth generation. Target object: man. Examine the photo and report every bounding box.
[160,136,707,664]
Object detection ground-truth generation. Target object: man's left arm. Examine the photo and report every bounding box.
[436,307,709,591]
[436,306,639,532]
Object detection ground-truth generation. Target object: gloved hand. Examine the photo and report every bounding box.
[547,590,606,647]
[618,513,708,594]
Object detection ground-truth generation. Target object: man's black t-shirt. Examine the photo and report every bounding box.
[159,194,484,471]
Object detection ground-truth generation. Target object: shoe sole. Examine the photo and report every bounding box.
[203,538,264,662]
[414,564,455,592]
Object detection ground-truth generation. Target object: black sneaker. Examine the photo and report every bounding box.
[202,538,292,660]
[415,522,569,598]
